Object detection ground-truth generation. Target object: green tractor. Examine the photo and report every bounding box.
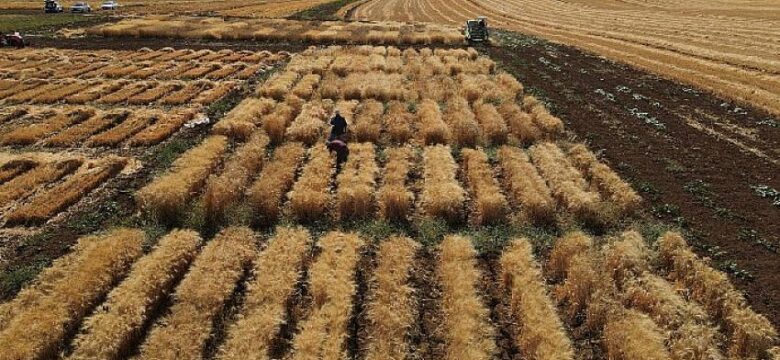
[465,16,489,43]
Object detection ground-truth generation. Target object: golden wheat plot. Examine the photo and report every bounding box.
[473,101,508,145]
[658,232,778,358]
[566,144,641,215]
[438,236,496,359]
[364,236,419,360]
[444,96,481,147]
[335,142,378,220]
[263,100,300,144]
[421,145,465,223]
[287,144,335,222]
[461,148,508,225]
[68,229,202,360]
[291,73,322,100]
[0,229,144,360]
[289,232,364,360]
[247,142,306,225]
[203,132,270,219]
[0,109,94,146]
[0,159,36,184]
[377,146,414,221]
[139,227,255,360]
[383,101,414,143]
[523,96,564,137]
[87,111,158,147]
[0,159,81,206]
[136,135,228,220]
[418,99,450,145]
[218,227,310,360]
[498,102,542,144]
[529,142,602,222]
[286,100,335,145]
[499,238,574,360]
[46,111,130,147]
[212,97,276,140]
[496,146,555,224]
[6,157,127,225]
[352,100,385,142]
[550,233,671,360]
[259,71,299,100]
[128,109,198,146]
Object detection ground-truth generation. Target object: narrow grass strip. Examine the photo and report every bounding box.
[289,231,364,360]
[438,235,497,360]
[421,145,465,223]
[68,229,202,360]
[335,142,378,220]
[497,146,555,224]
[287,144,335,222]
[247,142,306,225]
[461,148,508,225]
[500,238,574,360]
[218,227,311,360]
[377,146,414,221]
[0,159,81,205]
[364,236,419,360]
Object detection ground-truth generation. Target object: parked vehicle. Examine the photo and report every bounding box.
[0,32,25,48]
[44,0,64,13]
[100,0,119,10]
[464,16,489,42]
[70,2,91,12]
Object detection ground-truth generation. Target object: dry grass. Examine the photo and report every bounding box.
[87,111,157,147]
[500,238,574,360]
[438,235,497,359]
[218,227,310,360]
[384,100,414,143]
[159,81,213,105]
[46,111,129,147]
[364,236,419,360]
[139,227,255,360]
[496,146,555,224]
[194,81,239,105]
[0,109,93,146]
[286,100,335,145]
[289,232,364,360]
[96,82,153,105]
[461,148,508,225]
[288,144,335,222]
[135,135,228,221]
[68,229,202,360]
[128,109,197,146]
[247,142,306,225]
[529,142,602,223]
[444,96,480,147]
[335,142,378,220]
[473,101,508,145]
[377,146,414,221]
[127,82,183,105]
[353,100,385,143]
[418,99,451,145]
[601,309,672,360]
[263,101,299,144]
[658,232,778,358]
[566,144,641,215]
[203,132,270,219]
[259,71,299,100]
[421,145,465,223]
[0,158,81,205]
[212,97,276,140]
[291,73,322,100]
[0,159,36,184]
[0,229,144,360]
[6,157,127,225]
[524,96,564,137]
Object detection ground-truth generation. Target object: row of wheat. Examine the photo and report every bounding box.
[0,106,199,147]
[89,17,464,45]
[0,78,236,106]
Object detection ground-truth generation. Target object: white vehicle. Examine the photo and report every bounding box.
[100,0,119,10]
[70,1,91,12]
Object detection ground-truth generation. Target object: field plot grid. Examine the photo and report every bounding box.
[0,41,777,360]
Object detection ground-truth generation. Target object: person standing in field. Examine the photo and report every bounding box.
[329,109,348,141]
[327,139,349,170]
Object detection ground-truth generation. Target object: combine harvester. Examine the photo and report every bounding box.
[464,16,489,43]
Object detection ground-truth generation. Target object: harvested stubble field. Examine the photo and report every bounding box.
[89,17,465,46]
[2,42,777,360]
[347,0,780,116]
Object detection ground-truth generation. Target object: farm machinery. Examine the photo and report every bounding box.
[465,16,489,42]
[0,32,25,48]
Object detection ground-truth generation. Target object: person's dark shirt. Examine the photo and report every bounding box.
[330,114,347,135]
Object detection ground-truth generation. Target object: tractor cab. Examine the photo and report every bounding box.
[465,16,489,42]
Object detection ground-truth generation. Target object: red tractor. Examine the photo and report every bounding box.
[1,32,26,48]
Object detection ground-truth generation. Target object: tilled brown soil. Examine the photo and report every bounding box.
[486,31,780,329]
